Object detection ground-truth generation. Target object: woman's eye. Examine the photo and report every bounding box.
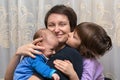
[60,23,66,26]
[59,22,67,26]
[48,24,53,27]
[48,23,55,27]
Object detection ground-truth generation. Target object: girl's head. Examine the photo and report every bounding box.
[67,22,112,58]
[44,5,77,50]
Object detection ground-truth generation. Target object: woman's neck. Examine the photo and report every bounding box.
[55,43,66,52]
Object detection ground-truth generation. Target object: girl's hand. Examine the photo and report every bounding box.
[53,59,74,76]
[53,60,79,80]
[16,38,45,58]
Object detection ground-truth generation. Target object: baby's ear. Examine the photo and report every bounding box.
[36,40,43,46]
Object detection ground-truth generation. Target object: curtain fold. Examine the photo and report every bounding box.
[0,0,119,79]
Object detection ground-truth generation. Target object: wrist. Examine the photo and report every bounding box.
[69,71,79,80]
[15,51,22,57]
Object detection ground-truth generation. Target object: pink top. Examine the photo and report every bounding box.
[81,58,104,80]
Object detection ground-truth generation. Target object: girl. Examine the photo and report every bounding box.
[54,22,112,80]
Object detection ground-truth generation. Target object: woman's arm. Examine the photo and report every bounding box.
[28,74,42,80]
[5,38,44,80]
[5,54,21,80]
[29,76,41,80]
[54,60,79,80]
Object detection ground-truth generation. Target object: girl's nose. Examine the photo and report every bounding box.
[68,33,70,37]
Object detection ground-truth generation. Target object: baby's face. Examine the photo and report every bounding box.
[43,38,58,58]
[66,31,81,48]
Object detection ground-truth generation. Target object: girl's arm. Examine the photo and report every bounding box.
[54,59,79,80]
[5,38,44,80]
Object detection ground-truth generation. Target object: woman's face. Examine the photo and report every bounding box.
[66,31,81,48]
[47,13,71,44]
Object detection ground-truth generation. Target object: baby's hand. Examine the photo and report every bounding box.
[52,73,60,80]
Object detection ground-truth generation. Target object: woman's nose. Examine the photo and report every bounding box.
[54,26,60,32]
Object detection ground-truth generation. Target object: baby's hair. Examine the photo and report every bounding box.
[75,22,112,58]
[33,28,55,41]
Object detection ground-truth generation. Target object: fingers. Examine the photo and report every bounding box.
[54,60,67,72]
[54,60,75,77]
[32,38,43,45]
[32,45,45,51]
[55,64,67,74]
[30,49,43,55]
[16,43,44,58]
[31,39,45,54]
[27,46,44,57]
[27,52,36,58]
[53,59,73,72]
[64,60,72,64]
[54,59,68,65]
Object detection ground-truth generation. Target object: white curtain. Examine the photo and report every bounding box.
[0,0,120,79]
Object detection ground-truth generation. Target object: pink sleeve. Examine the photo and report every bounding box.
[81,58,104,80]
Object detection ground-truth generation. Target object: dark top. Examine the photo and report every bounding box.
[41,45,83,80]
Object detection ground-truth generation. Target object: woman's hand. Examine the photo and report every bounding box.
[16,38,45,58]
[53,59,79,80]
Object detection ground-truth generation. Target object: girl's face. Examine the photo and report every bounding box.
[66,31,81,48]
[47,13,71,44]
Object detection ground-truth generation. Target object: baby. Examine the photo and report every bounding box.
[14,28,60,80]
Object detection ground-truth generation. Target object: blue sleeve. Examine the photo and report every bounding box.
[30,55,56,78]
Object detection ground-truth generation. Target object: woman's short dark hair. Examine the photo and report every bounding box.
[44,5,77,32]
[75,22,112,58]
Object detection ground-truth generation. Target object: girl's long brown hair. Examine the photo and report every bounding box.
[75,22,112,58]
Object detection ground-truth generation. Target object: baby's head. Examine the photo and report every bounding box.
[67,22,112,58]
[33,28,59,58]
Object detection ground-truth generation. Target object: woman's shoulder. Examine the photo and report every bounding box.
[60,45,82,57]
[64,45,78,52]
[54,44,82,58]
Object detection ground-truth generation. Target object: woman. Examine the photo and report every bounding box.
[5,5,83,80]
